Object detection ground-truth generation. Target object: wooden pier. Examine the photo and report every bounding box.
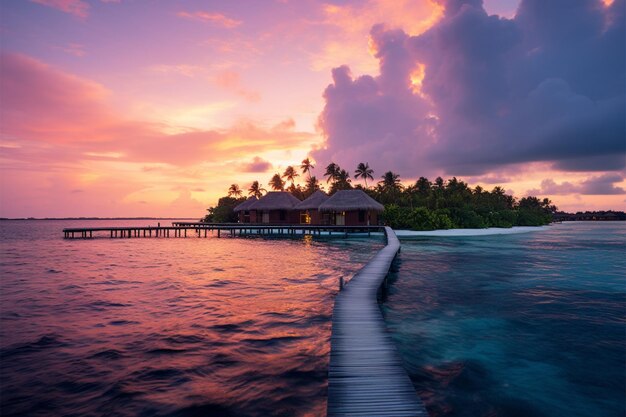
[62,223,383,239]
[327,227,427,416]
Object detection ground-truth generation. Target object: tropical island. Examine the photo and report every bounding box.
[202,159,557,230]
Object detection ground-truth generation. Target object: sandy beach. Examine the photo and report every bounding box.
[394,225,550,237]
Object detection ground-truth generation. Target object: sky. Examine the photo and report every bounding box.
[0,0,624,218]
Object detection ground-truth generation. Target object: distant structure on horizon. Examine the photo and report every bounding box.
[234,190,384,226]
[553,211,626,222]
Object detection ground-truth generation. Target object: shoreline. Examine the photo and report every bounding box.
[395,225,550,237]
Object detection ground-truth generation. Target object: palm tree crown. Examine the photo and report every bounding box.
[300,158,314,179]
[379,171,402,193]
[248,181,266,198]
[282,166,299,185]
[228,184,243,197]
[354,162,374,188]
[268,173,285,191]
[324,162,339,183]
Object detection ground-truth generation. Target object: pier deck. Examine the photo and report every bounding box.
[62,224,383,239]
[328,227,427,416]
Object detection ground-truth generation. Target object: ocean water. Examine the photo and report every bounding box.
[0,220,383,417]
[383,222,626,417]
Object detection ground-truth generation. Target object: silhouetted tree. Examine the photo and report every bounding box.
[248,181,266,198]
[228,184,242,197]
[268,173,285,191]
[300,158,314,180]
[354,162,374,188]
[324,162,339,184]
[282,166,299,186]
[304,176,321,197]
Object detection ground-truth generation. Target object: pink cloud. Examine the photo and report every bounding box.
[1,53,114,144]
[176,11,242,28]
[30,0,89,18]
[213,70,261,102]
[1,53,311,167]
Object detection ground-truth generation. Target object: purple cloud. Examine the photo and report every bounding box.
[241,156,272,173]
[579,173,625,195]
[527,174,625,195]
[313,0,625,177]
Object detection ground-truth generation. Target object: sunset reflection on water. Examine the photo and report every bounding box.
[0,220,383,416]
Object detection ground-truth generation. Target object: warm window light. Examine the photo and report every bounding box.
[602,0,614,6]
[410,63,427,98]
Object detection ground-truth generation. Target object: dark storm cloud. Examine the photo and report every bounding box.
[314,0,625,177]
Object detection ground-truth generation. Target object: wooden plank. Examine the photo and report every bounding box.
[327,227,427,417]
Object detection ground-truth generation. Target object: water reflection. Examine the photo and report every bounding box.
[0,220,383,416]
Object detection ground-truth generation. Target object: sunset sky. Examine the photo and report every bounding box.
[1,0,624,218]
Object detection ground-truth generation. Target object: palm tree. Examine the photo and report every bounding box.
[379,171,402,193]
[330,169,352,193]
[282,166,299,186]
[304,175,320,196]
[268,173,285,191]
[248,181,266,198]
[415,177,431,195]
[300,158,314,180]
[228,184,242,197]
[354,162,374,188]
[324,162,339,183]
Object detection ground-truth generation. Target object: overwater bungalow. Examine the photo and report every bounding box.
[318,189,384,226]
[294,190,329,225]
[233,196,258,223]
[248,191,301,224]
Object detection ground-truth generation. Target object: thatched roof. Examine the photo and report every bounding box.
[233,196,257,212]
[295,190,329,210]
[248,192,301,210]
[318,190,384,212]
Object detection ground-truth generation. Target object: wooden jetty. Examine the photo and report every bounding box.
[328,226,427,416]
[62,223,383,239]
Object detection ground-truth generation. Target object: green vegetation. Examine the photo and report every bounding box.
[376,176,555,230]
[203,160,556,229]
[203,196,245,223]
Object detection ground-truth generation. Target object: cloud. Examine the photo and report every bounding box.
[313,0,625,178]
[579,173,626,195]
[0,53,314,168]
[213,71,261,102]
[176,11,242,28]
[527,174,625,195]
[1,52,114,144]
[241,156,273,173]
[30,0,89,18]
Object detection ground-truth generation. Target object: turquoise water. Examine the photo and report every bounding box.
[383,222,625,417]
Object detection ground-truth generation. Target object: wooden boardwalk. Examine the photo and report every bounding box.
[328,227,427,416]
[62,224,383,239]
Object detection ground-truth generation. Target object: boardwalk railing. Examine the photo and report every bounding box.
[327,227,427,416]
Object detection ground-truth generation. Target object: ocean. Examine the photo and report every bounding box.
[383,221,625,417]
[1,220,624,417]
[0,220,383,417]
